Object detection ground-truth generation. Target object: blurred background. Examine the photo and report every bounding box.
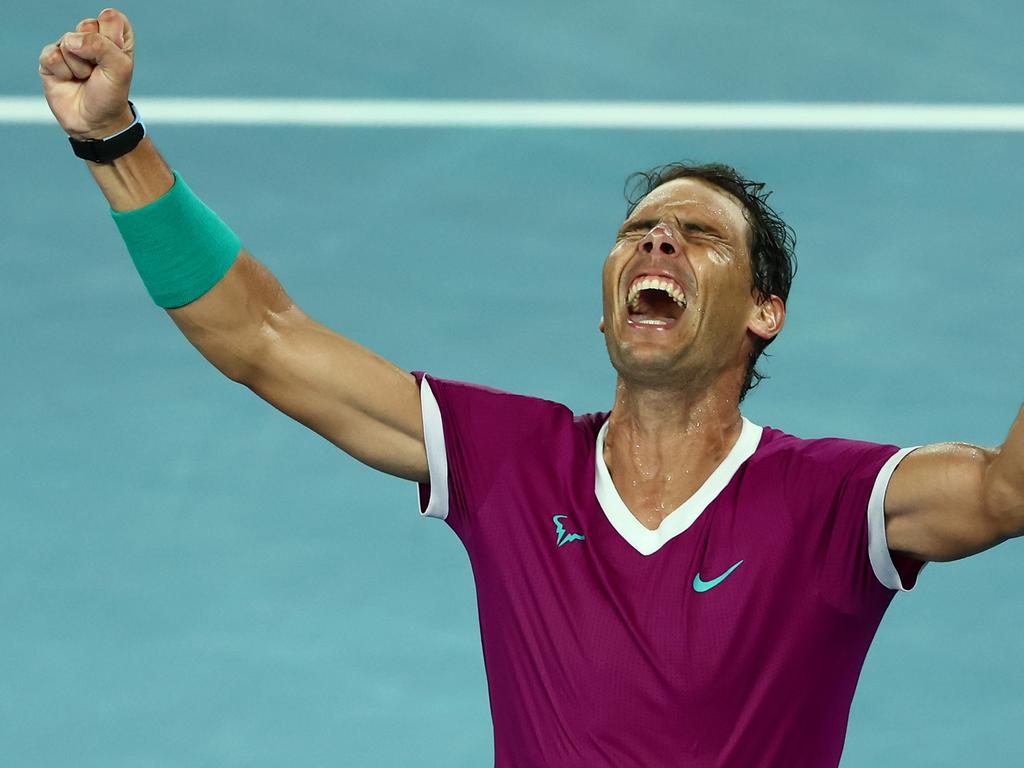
[3,1,1023,765]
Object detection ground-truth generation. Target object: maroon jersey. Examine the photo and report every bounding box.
[414,373,925,767]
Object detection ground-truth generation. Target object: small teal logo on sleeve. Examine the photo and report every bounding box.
[553,515,586,547]
[693,560,744,592]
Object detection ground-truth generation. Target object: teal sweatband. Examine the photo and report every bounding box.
[111,172,241,309]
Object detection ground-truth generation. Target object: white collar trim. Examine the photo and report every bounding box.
[594,416,763,556]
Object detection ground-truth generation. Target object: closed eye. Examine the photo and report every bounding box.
[616,218,725,242]
[676,215,722,236]
[685,222,730,242]
[617,219,658,239]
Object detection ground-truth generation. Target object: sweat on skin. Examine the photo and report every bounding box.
[599,178,785,531]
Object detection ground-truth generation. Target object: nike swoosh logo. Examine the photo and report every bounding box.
[693,560,744,592]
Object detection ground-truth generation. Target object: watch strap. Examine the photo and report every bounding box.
[68,101,147,164]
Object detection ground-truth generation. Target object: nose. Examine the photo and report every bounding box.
[639,224,679,257]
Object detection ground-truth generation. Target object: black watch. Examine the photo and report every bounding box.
[68,101,147,164]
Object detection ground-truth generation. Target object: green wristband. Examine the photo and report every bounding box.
[111,172,241,309]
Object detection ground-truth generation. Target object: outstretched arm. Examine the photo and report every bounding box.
[884,404,1024,562]
[39,8,428,483]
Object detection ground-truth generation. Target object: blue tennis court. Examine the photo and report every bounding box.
[3,1,1023,765]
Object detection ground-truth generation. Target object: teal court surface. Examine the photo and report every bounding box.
[3,1,1024,765]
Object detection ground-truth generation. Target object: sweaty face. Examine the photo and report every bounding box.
[601,177,761,387]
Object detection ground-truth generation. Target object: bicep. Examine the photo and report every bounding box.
[884,442,1009,562]
[243,306,429,483]
[167,249,428,482]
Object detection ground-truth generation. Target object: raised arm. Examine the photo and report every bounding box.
[884,404,1024,562]
[169,251,428,481]
[39,8,428,483]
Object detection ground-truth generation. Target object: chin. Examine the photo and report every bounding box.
[606,338,684,385]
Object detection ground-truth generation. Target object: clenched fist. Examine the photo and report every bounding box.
[38,8,135,140]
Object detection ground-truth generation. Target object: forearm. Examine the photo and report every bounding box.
[167,250,295,383]
[86,131,288,382]
[984,404,1024,531]
[84,122,174,212]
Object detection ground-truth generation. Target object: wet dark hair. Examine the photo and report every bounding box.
[624,162,797,403]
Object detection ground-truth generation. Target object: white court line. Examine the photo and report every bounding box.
[4,96,1024,131]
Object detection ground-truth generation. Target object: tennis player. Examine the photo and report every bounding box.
[40,9,1024,767]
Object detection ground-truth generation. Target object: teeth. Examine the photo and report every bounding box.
[625,276,688,310]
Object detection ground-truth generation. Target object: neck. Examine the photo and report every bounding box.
[602,373,745,529]
[606,373,743,453]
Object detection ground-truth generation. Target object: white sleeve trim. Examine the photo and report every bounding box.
[418,377,449,521]
[867,446,926,591]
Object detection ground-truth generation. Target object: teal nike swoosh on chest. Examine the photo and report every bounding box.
[692,559,744,592]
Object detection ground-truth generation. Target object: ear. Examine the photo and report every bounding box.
[748,295,785,341]
[599,315,606,334]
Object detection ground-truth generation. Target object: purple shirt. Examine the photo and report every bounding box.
[414,373,925,768]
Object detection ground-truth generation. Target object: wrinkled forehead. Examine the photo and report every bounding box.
[628,178,752,245]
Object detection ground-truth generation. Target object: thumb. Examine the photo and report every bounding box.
[61,30,131,85]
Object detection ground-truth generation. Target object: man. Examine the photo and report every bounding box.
[39,8,1024,767]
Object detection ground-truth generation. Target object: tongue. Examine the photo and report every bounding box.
[630,289,684,321]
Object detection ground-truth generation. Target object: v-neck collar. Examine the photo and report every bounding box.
[593,416,764,556]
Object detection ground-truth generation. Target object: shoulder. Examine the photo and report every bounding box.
[747,423,902,483]
[415,371,584,435]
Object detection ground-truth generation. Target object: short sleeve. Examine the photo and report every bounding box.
[790,437,927,611]
[412,372,568,534]
[865,447,928,592]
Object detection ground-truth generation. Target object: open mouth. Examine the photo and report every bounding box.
[625,276,687,330]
